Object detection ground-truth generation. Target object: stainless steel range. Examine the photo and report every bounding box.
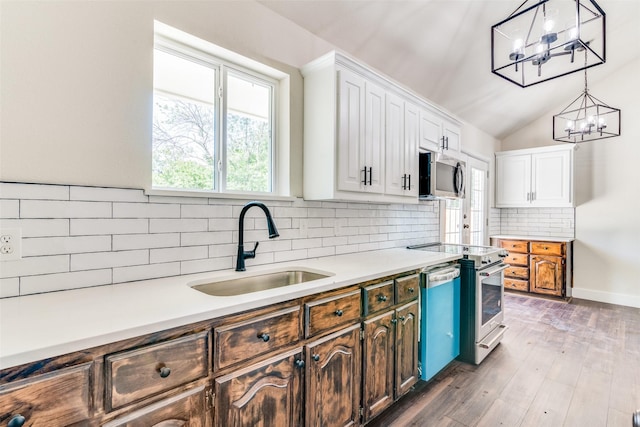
[408,243,509,364]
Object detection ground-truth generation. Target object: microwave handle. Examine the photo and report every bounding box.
[454,162,464,196]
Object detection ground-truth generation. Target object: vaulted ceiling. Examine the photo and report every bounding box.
[260,0,640,140]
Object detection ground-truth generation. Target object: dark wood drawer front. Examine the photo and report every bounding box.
[103,385,207,427]
[0,363,92,426]
[305,289,361,338]
[530,241,564,256]
[106,331,209,411]
[505,278,529,292]
[505,266,529,280]
[215,306,301,371]
[499,239,529,253]
[506,252,528,266]
[395,274,419,304]
[363,281,394,316]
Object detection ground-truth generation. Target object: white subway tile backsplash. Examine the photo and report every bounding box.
[113,262,181,283]
[0,278,20,298]
[113,203,180,218]
[20,269,112,295]
[113,233,180,250]
[181,231,233,246]
[0,183,69,200]
[70,186,147,202]
[498,207,574,239]
[0,219,70,237]
[71,219,148,235]
[1,182,442,298]
[0,255,69,279]
[150,246,208,264]
[21,200,112,218]
[0,200,19,218]
[149,219,207,233]
[71,250,148,271]
[23,236,111,257]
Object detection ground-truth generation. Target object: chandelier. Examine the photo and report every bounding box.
[491,0,606,87]
[552,66,620,143]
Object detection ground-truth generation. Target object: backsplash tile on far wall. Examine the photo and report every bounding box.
[498,207,575,239]
[0,182,441,298]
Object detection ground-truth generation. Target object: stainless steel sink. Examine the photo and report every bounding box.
[190,269,333,296]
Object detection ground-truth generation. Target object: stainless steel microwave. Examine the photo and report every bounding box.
[418,151,465,199]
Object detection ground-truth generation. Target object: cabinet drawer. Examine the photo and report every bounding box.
[214,306,300,371]
[505,252,528,266]
[395,274,419,304]
[106,331,209,411]
[504,278,529,292]
[305,289,361,338]
[363,280,395,316]
[530,241,564,257]
[499,239,529,253]
[505,266,529,280]
[0,363,92,426]
[103,385,207,427]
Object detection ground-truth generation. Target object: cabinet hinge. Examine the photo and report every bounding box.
[360,329,365,341]
[359,407,364,418]
[218,85,223,98]
[205,388,215,410]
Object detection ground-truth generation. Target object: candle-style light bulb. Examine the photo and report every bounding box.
[565,120,575,132]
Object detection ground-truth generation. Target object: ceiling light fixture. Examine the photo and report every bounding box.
[552,63,620,143]
[491,0,606,87]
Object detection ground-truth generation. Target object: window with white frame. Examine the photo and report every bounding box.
[152,27,277,194]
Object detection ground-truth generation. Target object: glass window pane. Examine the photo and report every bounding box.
[152,50,216,190]
[225,73,272,193]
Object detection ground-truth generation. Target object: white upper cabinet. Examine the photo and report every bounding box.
[419,108,462,155]
[496,145,574,208]
[301,51,462,203]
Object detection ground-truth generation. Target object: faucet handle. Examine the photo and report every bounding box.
[244,241,259,259]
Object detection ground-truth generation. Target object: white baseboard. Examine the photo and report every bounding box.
[571,288,640,309]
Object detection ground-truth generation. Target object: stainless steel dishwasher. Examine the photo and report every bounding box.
[419,262,461,382]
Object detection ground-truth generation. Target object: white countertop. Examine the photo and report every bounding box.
[490,235,575,243]
[0,248,459,370]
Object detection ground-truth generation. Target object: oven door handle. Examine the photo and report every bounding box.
[478,324,509,349]
[479,264,510,277]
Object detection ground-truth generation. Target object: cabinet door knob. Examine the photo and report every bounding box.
[408,287,415,293]
[8,415,26,427]
[377,294,388,302]
[334,309,344,317]
[391,318,397,324]
[257,333,270,342]
[398,316,406,322]
[312,354,320,362]
[295,359,305,368]
[158,366,171,378]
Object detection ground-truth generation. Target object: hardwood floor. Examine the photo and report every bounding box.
[367,292,640,427]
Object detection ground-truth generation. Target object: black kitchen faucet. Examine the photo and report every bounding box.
[235,201,279,271]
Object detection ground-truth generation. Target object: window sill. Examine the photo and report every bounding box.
[145,188,300,202]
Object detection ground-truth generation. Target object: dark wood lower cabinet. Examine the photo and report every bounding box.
[214,348,303,427]
[395,300,419,398]
[306,324,361,427]
[103,385,208,427]
[362,312,394,422]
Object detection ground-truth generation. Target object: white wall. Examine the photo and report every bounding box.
[0,1,333,195]
[502,58,640,308]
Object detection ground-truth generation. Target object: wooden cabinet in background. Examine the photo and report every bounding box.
[495,238,570,298]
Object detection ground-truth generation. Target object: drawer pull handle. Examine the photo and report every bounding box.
[408,287,415,293]
[398,316,406,322]
[158,366,171,378]
[312,354,320,362]
[543,246,549,250]
[258,333,270,342]
[334,309,344,317]
[377,294,388,302]
[295,359,305,368]
[8,415,26,427]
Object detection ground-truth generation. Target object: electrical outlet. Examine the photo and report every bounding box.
[0,228,22,261]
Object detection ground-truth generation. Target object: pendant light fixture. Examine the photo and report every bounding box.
[552,64,620,143]
[491,0,606,87]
